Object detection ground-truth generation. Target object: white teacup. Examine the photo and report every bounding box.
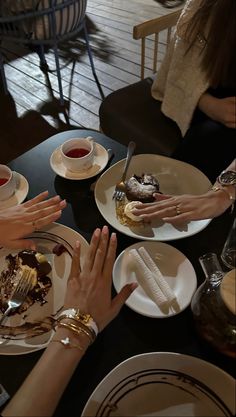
[0,165,18,201]
[60,137,95,172]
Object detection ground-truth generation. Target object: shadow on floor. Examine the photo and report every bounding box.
[0,89,81,164]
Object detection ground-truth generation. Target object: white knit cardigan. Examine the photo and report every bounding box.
[151,0,210,136]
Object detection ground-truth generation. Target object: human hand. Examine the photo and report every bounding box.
[64,226,137,331]
[198,94,236,128]
[132,190,233,223]
[0,191,66,249]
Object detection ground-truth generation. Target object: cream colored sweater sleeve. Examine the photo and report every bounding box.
[151,0,209,136]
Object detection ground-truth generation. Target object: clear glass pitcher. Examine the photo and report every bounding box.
[191,252,236,358]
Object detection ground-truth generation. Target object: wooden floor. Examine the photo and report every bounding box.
[0,0,182,163]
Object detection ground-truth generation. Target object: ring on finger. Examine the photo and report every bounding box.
[175,205,181,216]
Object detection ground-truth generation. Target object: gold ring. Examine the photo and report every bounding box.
[175,205,181,216]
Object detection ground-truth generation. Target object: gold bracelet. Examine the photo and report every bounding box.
[51,336,84,351]
[57,322,83,338]
[58,315,96,340]
[57,308,99,335]
[211,184,235,213]
[211,184,235,201]
[58,321,94,344]
[65,321,95,344]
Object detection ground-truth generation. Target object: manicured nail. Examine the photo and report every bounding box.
[130,282,138,291]
[102,225,108,234]
[111,232,116,241]
[94,228,100,237]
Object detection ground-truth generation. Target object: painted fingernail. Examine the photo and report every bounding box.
[130,282,138,291]
[94,228,100,236]
[111,232,116,241]
[102,225,108,234]
[60,199,66,206]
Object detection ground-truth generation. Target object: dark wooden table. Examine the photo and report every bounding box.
[0,129,235,416]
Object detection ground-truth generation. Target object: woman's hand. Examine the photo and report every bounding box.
[64,226,137,331]
[131,190,233,223]
[0,191,66,249]
[198,93,236,128]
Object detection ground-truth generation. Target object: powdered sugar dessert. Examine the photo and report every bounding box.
[126,173,160,203]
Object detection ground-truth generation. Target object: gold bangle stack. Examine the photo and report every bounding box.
[56,317,96,345]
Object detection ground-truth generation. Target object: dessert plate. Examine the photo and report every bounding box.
[113,241,197,318]
[82,352,235,416]
[95,154,212,241]
[50,143,109,180]
[0,173,29,210]
[0,222,89,355]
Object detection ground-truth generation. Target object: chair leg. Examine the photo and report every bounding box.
[38,44,49,73]
[53,44,64,106]
[0,50,8,95]
[83,21,105,100]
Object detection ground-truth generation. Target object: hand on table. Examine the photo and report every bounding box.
[0,191,66,249]
[64,225,137,331]
[131,190,233,223]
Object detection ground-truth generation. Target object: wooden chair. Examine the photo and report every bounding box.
[0,0,104,105]
[99,9,183,156]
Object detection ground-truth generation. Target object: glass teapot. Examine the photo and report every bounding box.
[191,252,236,358]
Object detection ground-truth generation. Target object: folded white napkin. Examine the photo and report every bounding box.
[138,246,176,303]
[129,248,167,307]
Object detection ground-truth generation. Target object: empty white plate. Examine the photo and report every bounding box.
[82,352,235,416]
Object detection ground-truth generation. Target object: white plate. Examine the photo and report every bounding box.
[113,241,197,318]
[50,142,109,180]
[82,352,235,417]
[0,222,89,355]
[95,154,212,241]
[0,173,29,210]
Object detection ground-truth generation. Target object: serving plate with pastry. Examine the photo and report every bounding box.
[95,154,212,241]
[0,223,88,355]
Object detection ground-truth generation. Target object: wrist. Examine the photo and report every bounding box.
[212,183,236,202]
[51,326,91,352]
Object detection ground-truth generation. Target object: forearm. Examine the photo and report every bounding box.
[198,92,219,119]
[2,328,90,417]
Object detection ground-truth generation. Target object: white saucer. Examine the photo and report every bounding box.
[113,241,197,318]
[0,173,29,210]
[50,143,109,180]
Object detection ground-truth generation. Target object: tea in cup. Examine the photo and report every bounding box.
[0,165,18,201]
[60,137,95,172]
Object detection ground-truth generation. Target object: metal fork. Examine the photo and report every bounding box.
[0,269,34,325]
[112,141,136,201]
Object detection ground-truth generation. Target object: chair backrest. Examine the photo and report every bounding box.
[133,9,182,79]
[0,0,87,44]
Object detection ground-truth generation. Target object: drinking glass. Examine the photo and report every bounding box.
[221,217,236,270]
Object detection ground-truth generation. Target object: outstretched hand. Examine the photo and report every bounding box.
[131,190,233,223]
[64,226,137,331]
[0,191,66,249]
